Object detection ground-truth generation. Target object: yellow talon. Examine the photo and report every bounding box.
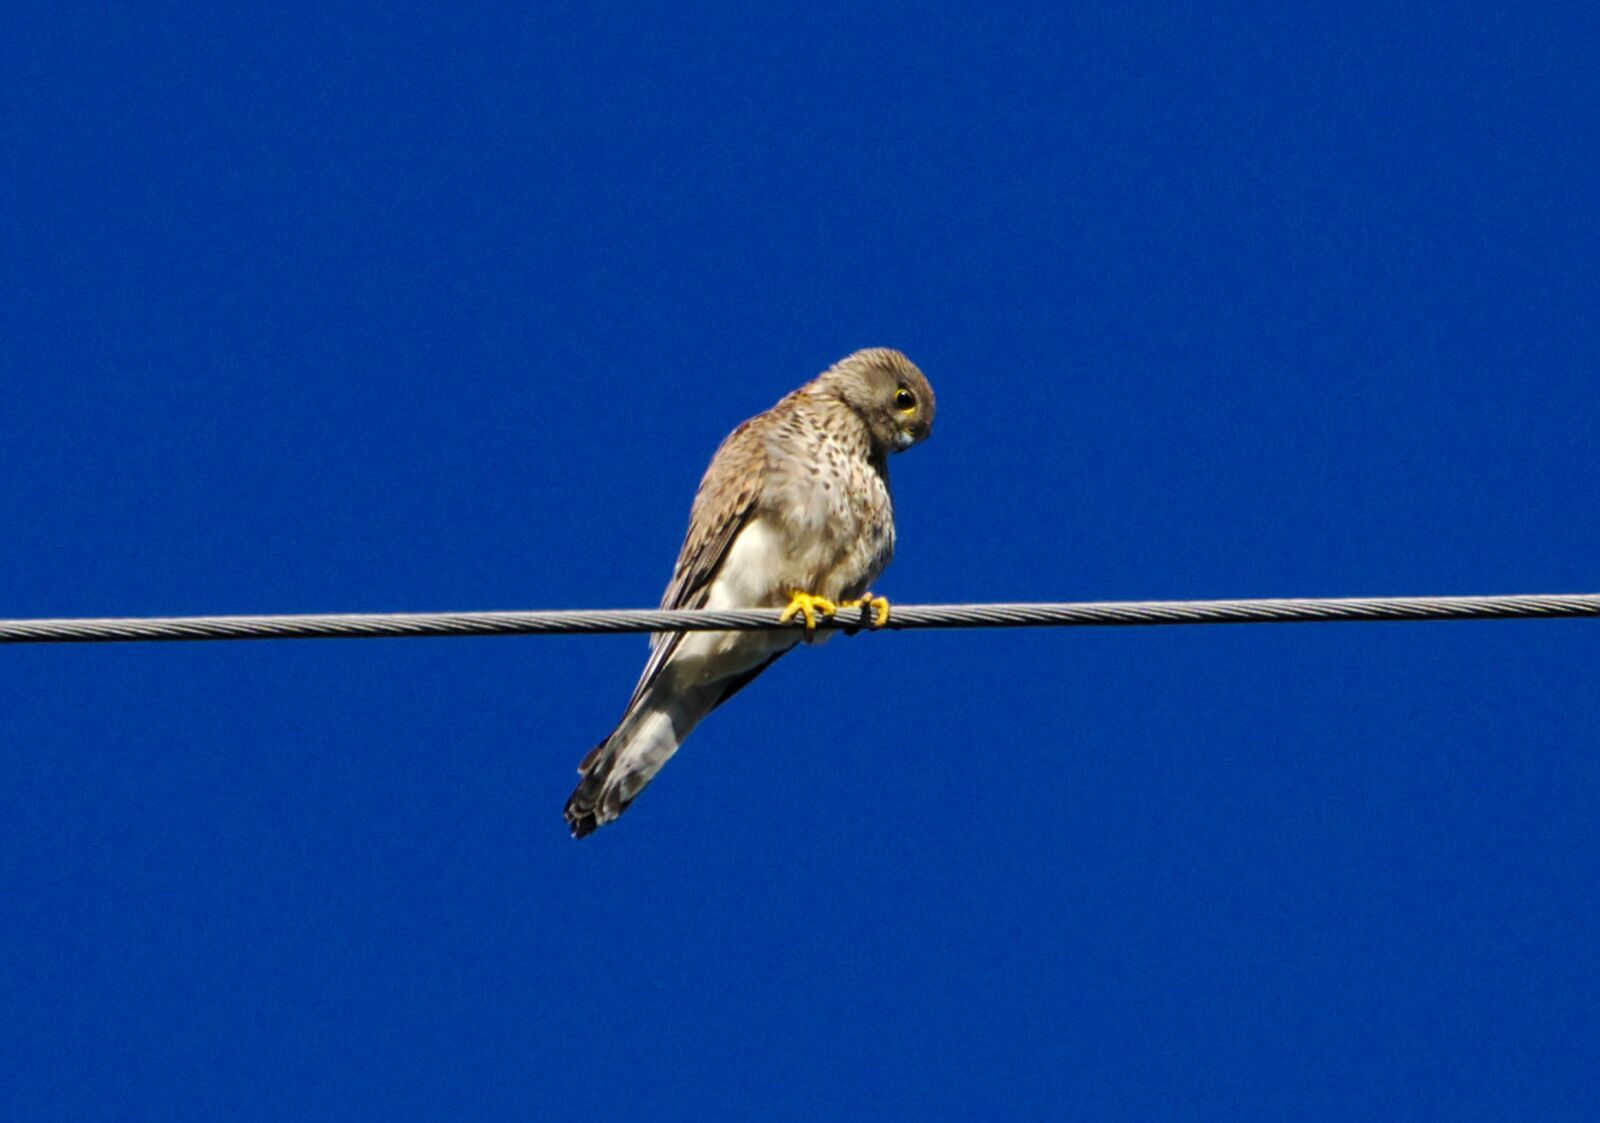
[838,594,891,629]
[779,590,838,635]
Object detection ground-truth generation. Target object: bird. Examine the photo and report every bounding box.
[564,347,936,837]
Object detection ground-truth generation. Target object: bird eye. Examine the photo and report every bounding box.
[894,388,916,412]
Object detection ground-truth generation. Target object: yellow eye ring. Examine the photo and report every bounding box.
[894,388,916,412]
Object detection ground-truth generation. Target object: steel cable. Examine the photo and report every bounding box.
[1,592,1597,645]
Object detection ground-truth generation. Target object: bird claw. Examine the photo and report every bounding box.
[837,594,891,629]
[779,591,838,636]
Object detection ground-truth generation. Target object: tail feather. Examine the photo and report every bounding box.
[564,737,645,839]
[564,751,633,838]
[564,650,788,837]
[564,699,698,838]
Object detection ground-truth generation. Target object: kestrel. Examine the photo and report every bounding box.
[564,347,936,837]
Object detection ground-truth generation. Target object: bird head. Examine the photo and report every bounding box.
[822,348,936,454]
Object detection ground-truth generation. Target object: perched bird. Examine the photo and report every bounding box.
[564,347,936,837]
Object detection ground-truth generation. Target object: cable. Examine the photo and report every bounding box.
[1,593,1597,645]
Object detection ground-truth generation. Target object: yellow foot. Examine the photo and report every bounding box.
[838,593,891,629]
[779,590,838,635]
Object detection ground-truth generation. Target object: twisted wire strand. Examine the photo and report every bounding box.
[1,593,1597,645]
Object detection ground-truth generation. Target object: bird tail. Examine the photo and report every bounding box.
[564,696,697,838]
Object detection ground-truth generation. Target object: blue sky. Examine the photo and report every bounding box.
[4,3,1597,1118]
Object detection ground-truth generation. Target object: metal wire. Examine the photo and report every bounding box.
[1,593,1597,645]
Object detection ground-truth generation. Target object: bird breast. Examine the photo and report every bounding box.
[761,416,895,602]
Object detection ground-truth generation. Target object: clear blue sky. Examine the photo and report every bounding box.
[4,4,1597,1118]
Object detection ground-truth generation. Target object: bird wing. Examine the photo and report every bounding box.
[621,417,767,711]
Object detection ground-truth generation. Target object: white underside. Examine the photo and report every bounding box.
[670,517,813,687]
